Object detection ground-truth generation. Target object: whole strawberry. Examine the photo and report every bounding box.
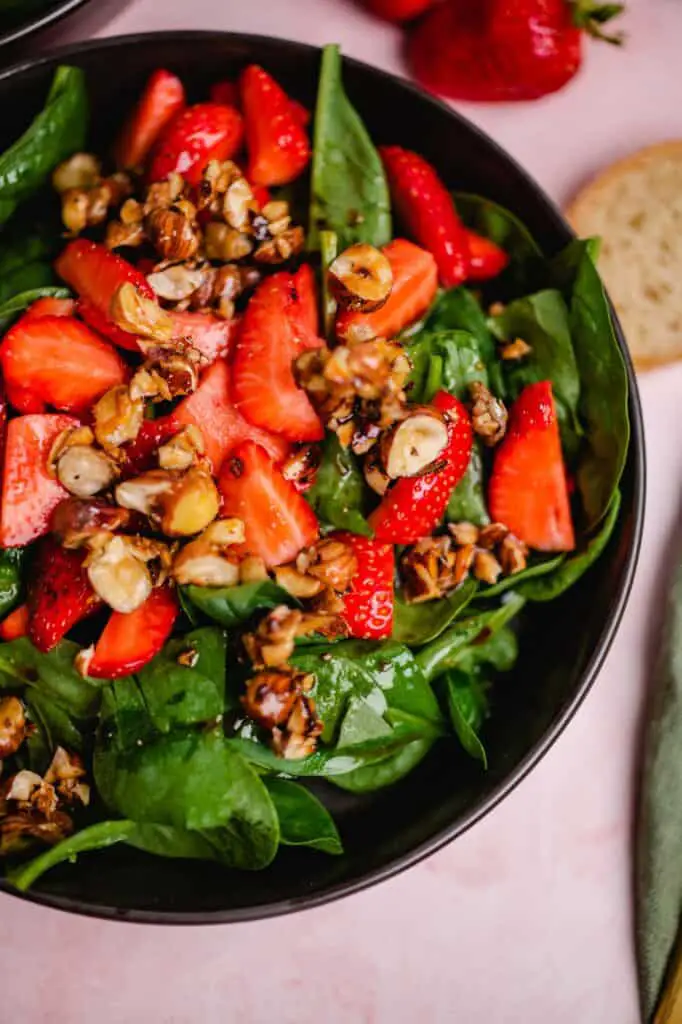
[408,0,624,102]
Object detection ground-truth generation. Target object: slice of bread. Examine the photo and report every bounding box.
[566,140,682,371]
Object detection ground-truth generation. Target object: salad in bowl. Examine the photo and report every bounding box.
[0,43,629,892]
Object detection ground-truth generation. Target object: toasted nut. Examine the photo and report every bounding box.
[48,425,95,474]
[363,449,390,496]
[52,152,101,193]
[473,549,503,585]
[448,522,480,546]
[469,382,508,447]
[239,555,269,583]
[158,425,205,470]
[223,177,255,229]
[92,385,145,450]
[500,337,532,361]
[116,467,220,537]
[380,407,448,479]
[488,302,506,317]
[145,207,200,262]
[7,770,58,817]
[171,518,244,585]
[498,533,528,575]
[61,190,90,233]
[454,543,476,584]
[130,354,198,403]
[109,282,175,342]
[254,226,305,264]
[280,445,321,490]
[56,446,118,498]
[242,669,299,730]
[477,522,509,549]
[106,219,146,249]
[272,694,322,760]
[300,539,357,591]
[86,535,153,613]
[205,222,253,261]
[261,200,289,223]
[147,264,206,302]
[45,747,90,807]
[0,697,26,759]
[0,810,73,855]
[329,243,393,312]
[52,498,131,548]
[274,565,323,599]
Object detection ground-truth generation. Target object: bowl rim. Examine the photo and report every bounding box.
[0,0,91,51]
[0,29,646,926]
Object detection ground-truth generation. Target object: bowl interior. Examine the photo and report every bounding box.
[0,32,644,923]
[0,0,90,51]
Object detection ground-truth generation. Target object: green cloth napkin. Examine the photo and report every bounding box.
[637,556,682,1021]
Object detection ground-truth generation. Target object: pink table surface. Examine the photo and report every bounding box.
[2,1,681,1020]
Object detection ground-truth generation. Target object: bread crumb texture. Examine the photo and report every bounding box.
[567,140,682,371]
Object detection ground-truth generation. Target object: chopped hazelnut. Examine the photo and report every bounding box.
[329,243,393,312]
[92,385,145,450]
[0,697,26,759]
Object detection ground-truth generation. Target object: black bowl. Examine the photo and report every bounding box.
[0,0,91,51]
[0,32,645,924]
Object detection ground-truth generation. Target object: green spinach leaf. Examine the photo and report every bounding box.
[517,489,621,601]
[423,286,501,392]
[331,738,433,793]
[492,290,583,458]
[136,628,227,730]
[305,432,372,537]
[444,669,489,767]
[551,239,630,527]
[0,547,26,619]
[309,44,391,251]
[477,554,565,600]
[265,779,342,854]
[0,66,87,225]
[408,329,488,404]
[416,594,524,683]
[392,578,478,646]
[9,819,137,891]
[446,440,490,526]
[0,286,69,332]
[182,580,296,628]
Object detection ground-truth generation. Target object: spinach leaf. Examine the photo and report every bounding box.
[135,628,227,730]
[8,819,137,891]
[423,286,501,393]
[477,554,565,600]
[320,229,338,338]
[444,669,489,767]
[292,638,443,742]
[305,432,372,537]
[331,738,433,793]
[0,66,87,225]
[551,239,630,527]
[0,225,54,279]
[517,489,621,601]
[392,578,478,646]
[446,440,490,526]
[455,624,519,675]
[492,290,583,458]
[416,594,524,683]
[0,286,69,333]
[309,44,391,251]
[0,547,26,619]
[453,192,545,296]
[182,580,295,628]
[408,329,488,404]
[95,727,280,870]
[265,779,342,854]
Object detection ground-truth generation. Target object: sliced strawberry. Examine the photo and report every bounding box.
[379,147,469,288]
[232,272,323,443]
[333,532,394,639]
[292,263,319,338]
[0,414,79,548]
[23,297,76,321]
[4,380,44,415]
[488,380,575,551]
[219,441,318,567]
[174,359,289,473]
[86,586,179,679]
[370,391,473,544]
[169,310,240,364]
[0,316,127,414]
[115,69,186,171]
[27,538,103,653]
[466,230,509,281]
[210,80,239,107]
[0,604,28,641]
[240,65,310,187]
[288,99,311,128]
[336,239,437,343]
[250,184,271,207]
[148,103,244,186]
[56,240,155,352]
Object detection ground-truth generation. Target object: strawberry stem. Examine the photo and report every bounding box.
[569,1,626,44]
